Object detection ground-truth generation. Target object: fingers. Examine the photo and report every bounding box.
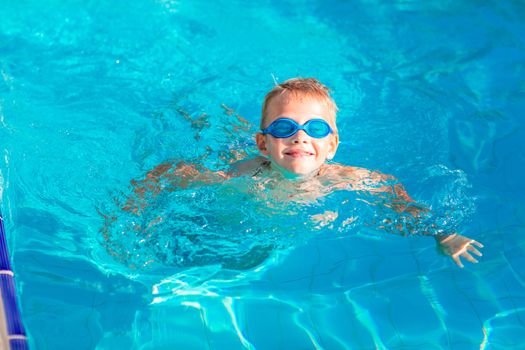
[471,240,484,248]
[452,255,464,268]
[462,251,479,264]
[453,250,480,268]
[467,244,482,257]
[453,240,484,267]
[443,236,484,268]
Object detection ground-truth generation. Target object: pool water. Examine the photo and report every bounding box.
[1,0,525,349]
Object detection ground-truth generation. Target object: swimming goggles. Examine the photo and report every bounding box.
[261,118,333,139]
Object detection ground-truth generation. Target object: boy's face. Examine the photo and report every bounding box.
[256,93,339,177]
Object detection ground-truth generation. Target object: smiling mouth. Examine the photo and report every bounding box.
[284,150,314,157]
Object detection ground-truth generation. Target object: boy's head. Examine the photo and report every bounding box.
[256,78,340,177]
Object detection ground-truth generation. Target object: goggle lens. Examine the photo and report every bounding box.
[271,119,297,137]
[307,120,331,137]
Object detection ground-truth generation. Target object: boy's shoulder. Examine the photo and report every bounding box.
[320,163,395,189]
[321,163,387,179]
[227,158,396,189]
[229,156,269,176]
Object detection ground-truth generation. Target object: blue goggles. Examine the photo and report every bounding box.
[261,118,333,139]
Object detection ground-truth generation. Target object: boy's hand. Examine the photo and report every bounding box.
[435,234,484,268]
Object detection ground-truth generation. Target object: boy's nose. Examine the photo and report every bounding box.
[291,130,310,143]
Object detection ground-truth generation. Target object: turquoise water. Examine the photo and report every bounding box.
[1,0,525,349]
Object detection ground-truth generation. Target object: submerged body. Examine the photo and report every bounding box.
[107,77,483,270]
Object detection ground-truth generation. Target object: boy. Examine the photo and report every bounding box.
[122,78,483,268]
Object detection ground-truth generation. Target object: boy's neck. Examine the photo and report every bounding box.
[269,160,321,181]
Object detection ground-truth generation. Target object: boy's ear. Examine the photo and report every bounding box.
[256,133,269,156]
[327,134,339,160]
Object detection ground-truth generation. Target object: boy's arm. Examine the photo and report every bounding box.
[100,161,231,264]
[339,166,484,268]
[123,161,230,215]
[121,154,270,216]
[379,173,483,268]
[122,156,268,215]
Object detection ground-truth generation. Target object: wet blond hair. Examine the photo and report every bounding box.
[260,77,338,133]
